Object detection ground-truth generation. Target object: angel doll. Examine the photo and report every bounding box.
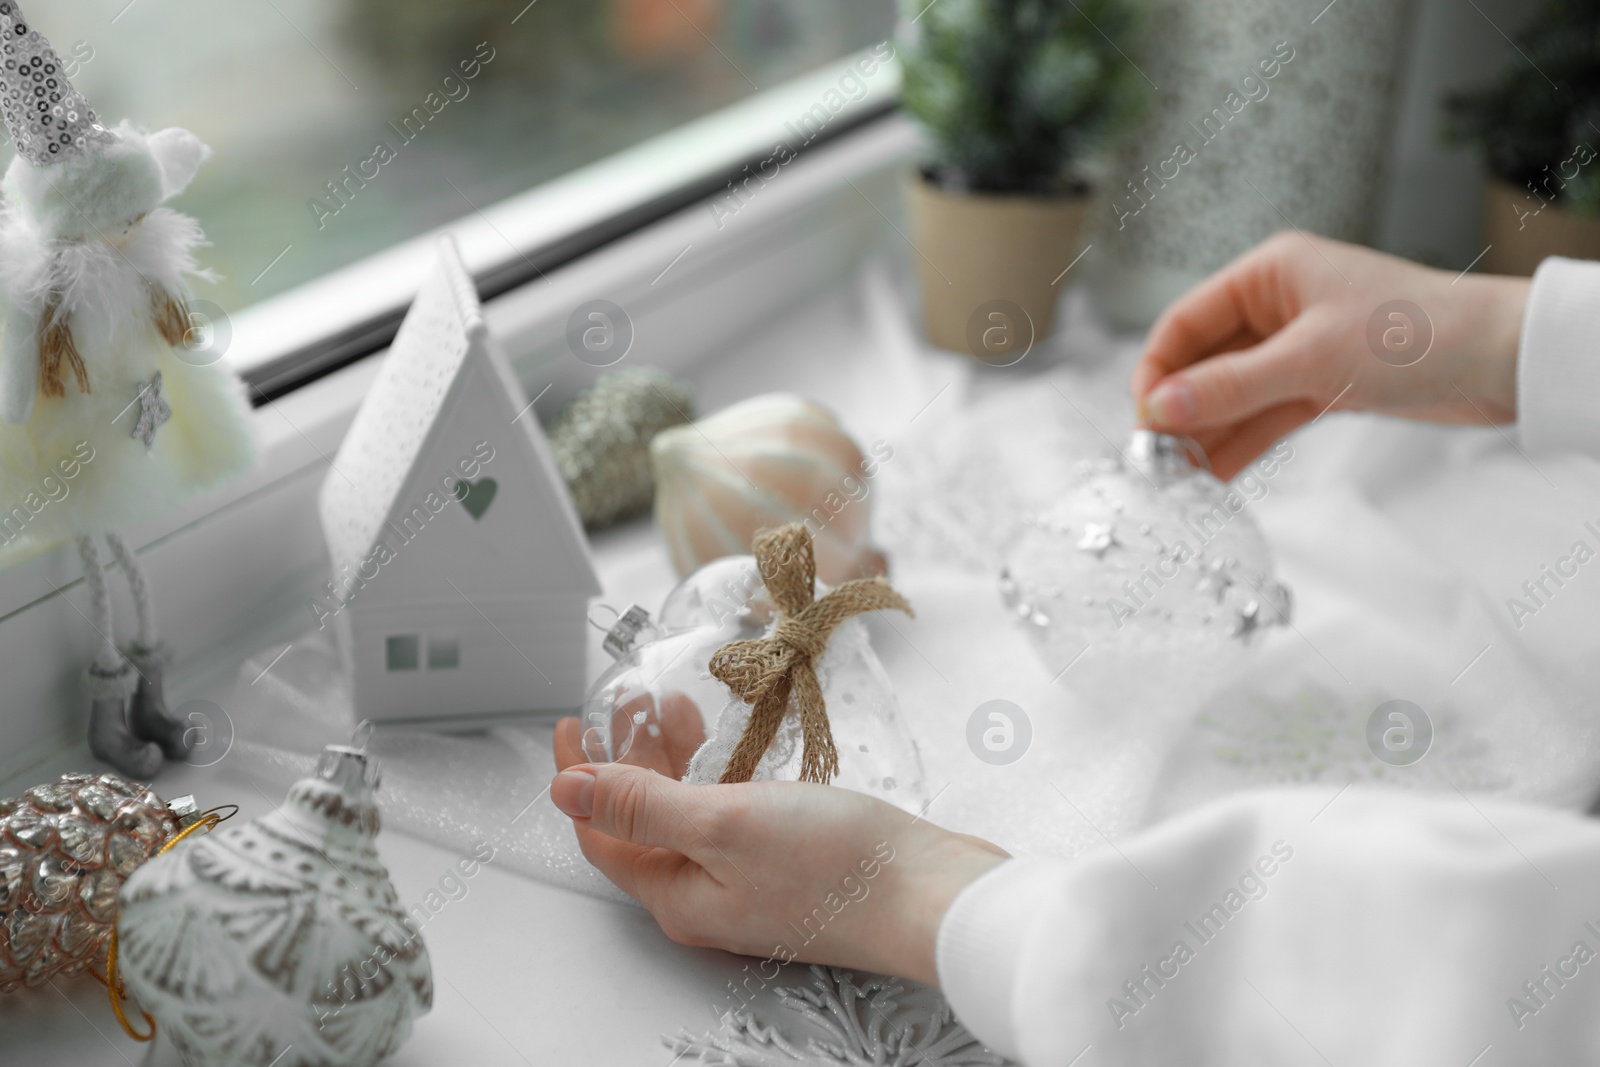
[0,3,254,777]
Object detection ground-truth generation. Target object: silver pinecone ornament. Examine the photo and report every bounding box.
[116,738,432,1067]
[0,771,197,992]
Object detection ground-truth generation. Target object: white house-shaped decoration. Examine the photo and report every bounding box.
[318,235,600,727]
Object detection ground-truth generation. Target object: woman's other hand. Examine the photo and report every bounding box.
[1132,231,1530,479]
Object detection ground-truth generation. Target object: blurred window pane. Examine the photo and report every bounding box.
[32,0,894,316]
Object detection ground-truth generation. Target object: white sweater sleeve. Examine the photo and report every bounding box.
[936,788,1600,1066]
[1519,256,1600,456]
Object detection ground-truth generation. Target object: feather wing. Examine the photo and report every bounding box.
[0,284,37,425]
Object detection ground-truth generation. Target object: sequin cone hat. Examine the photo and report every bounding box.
[0,0,117,166]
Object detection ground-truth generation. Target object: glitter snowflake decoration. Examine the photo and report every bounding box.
[665,966,1012,1067]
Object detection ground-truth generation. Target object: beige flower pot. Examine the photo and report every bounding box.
[905,172,1089,363]
[1481,176,1600,277]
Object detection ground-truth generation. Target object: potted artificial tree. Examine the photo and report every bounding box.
[898,0,1145,360]
[1446,0,1600,276]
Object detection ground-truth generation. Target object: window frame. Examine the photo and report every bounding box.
[234,51,903,403]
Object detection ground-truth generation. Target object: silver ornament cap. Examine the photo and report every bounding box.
[0,0,118,165]
[1127,428,1207,485]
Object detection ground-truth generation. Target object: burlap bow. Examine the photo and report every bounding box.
[709,523,912,785]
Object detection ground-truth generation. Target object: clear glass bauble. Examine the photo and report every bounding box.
[580,559,928,811]
[655,554,775,636]
[1000,431,1292,679]
[579,625,733,767]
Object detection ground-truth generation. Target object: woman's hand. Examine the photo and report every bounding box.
[551,716,1008,984]
[1131,231,1531,479]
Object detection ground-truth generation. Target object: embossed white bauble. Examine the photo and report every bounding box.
[650,393,889,585]
[116,737,431,1067]
[1001,431,1292,677]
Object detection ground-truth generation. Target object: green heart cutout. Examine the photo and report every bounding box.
[453,477,497,521]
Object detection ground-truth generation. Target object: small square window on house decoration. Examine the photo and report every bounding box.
[427,635,460,670]
[386,635,420,671]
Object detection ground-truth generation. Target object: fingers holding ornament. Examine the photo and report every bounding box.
[1188,400,1319,482]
